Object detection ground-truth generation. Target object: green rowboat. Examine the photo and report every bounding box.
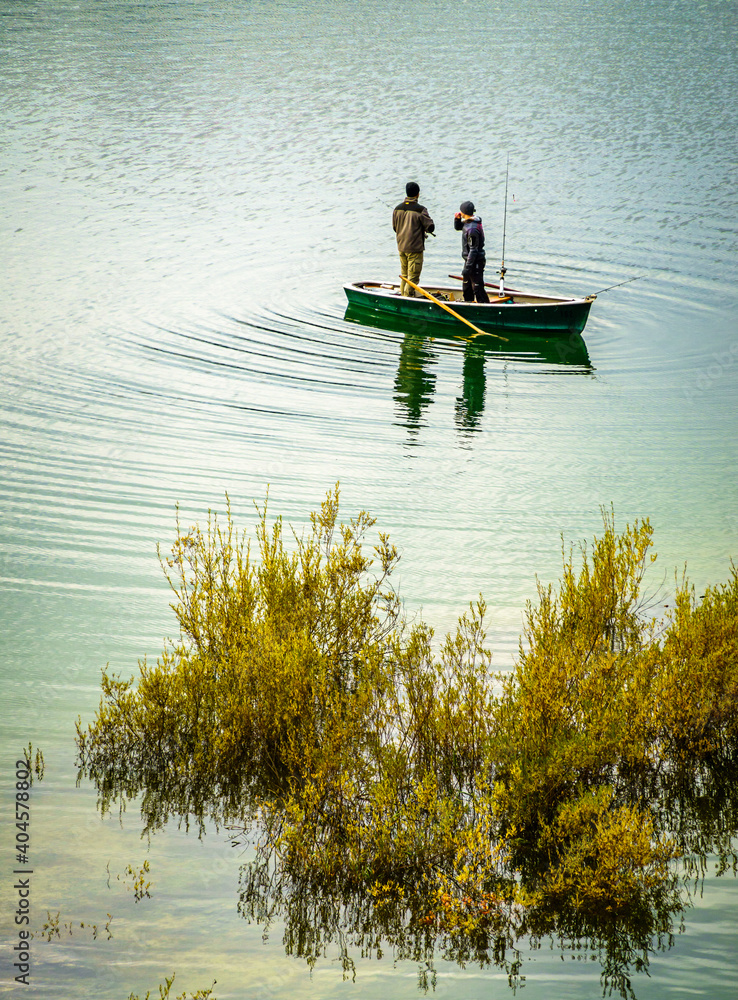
[343,280,596,337]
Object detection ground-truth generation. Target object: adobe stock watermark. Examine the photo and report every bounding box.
[10,758,33,985]
[683,341,738,405]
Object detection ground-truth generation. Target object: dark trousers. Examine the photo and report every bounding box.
[462,261,490,303]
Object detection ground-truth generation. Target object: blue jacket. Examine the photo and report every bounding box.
[454,215,486,268]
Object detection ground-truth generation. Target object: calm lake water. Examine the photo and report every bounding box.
[1,0,737,996]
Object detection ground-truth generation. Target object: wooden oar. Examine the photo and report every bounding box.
[400,276,508,341]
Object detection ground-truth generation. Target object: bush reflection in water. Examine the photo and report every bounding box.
[76,489,738,998]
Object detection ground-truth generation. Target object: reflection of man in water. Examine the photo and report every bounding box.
[394,330,438,438]
[455,341,486,433]
[392,182,435,296]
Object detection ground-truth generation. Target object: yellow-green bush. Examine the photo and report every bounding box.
[77,489,738,991]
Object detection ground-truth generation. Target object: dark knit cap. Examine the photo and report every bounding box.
[406,181,420,197]
[459,200,475,215]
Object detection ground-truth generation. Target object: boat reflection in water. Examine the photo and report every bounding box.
[343,302,593,439]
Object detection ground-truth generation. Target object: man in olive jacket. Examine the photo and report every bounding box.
[392,181,435,296]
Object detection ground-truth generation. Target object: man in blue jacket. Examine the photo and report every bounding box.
[454,201,490,303]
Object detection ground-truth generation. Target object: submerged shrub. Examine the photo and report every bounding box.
[652,568,738,757]
[77,487,410,826]
[77,488,738,995]
[530,786,679,915]
[490,513,664,871]
[126,973,216,1000]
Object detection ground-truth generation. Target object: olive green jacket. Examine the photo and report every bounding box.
[392,198,435,254]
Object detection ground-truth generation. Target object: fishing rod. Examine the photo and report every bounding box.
[498,153,510,294]
[592,273,647,295]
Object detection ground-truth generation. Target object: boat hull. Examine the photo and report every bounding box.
[343,281,595,337]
